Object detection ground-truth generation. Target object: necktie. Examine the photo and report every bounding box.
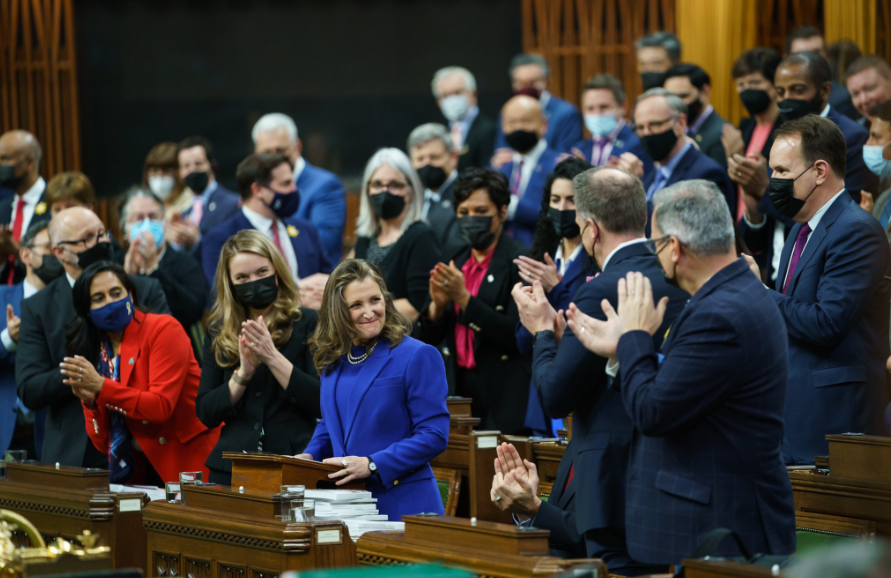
[591,138,605,166]
[270,222,285,256]
[191,198,204,228]
[563,464,575,492]
[881,199,891,230]
[510,160,525,197]
[7,197,25,284]
[647,169,667,200]
[782,223,812,294]
[451,124,463,151]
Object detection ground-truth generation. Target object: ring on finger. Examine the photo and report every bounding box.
[494,496,503,502]
[628,291,635,296]
[442,279,449,286]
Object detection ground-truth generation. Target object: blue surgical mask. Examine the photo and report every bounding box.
[863,144,891,178]
[129,218,164,249]
[584,113,619,138]
[90,295,134,334]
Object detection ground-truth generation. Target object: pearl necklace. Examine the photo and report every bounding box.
[347,339,379,365]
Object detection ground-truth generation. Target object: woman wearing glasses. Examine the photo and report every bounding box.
[350,148,441,322]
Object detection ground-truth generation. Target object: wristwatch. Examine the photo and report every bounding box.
[534,330,555,344]
[367,457,377,473]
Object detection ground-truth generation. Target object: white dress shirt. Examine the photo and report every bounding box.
[241,206,299,281]
[291,156,307,184]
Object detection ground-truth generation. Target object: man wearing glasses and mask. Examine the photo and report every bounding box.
[16,207,169,468]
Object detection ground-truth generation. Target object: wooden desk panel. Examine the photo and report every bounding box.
[791,470,891,535]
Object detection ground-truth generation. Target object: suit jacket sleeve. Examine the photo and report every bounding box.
[195,333,238,429]
[552,110,583,153]
[303,415,333,460]
[83,402,110,454]
[140,277,171,315]
[151,254,207,328]
[16,296,70,410]
[282,312,322,417]
[772,223,887,348]
[739,214,773,256]
[370,344,449,488]
[403,227,441,313]
[310,177,346,264]
[533,500,583,555]
[201,233,225,289]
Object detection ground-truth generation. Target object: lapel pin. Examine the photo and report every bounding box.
[209,202,216,212]
[487,274,494,283]
[128,357,135,366]
[287,225,299,238]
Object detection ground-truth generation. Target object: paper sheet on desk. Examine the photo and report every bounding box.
[110,483,166,501]
[344,520,405,541]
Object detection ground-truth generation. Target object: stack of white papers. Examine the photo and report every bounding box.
[306,489,384,521]
[304,489,373,502]
[110,483,166,501]
[343,519,405,541]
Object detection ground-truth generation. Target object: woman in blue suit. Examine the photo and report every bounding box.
[299,259,449,521]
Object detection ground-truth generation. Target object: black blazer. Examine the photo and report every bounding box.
[355,221,441,314]
[16,273,170,467]
[419,233,530,434]
[692,110,729,170]
[533,444,586,558]
[425,178,463,250]
[151,246,208,337]
[739,116,778,158]
[196,310,321,477]
[458,113,497,172]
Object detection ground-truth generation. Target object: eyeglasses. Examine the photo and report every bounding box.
[369,181,408,193]
[633,117,675,136]
[644,235,673,255]
[58,230,109,250]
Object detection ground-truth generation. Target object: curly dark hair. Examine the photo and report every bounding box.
[529,157,592,260]
[453,167,511,210]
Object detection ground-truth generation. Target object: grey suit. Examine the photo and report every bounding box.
[424,176,463,250]
[691,109,729,171]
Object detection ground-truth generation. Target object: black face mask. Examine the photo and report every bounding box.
[505,130,539,154]
[232,275,279,310]
[547,208,580,238]
[686,98,704,124]
[33,254,65,285]
[768,165,816,218]
[369,191,406,220]
[740,89,773,115]
[184,171,209,193]
[662,260,680,288]
[778,97,821,121]
[640,128,679,162]
[416,165,447,190]
[76,241,113,271]
[0,164,24,190]
[641,72,665,91]
[458,216,496,250]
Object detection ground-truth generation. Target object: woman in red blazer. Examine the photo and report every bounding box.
[59,261,220,485]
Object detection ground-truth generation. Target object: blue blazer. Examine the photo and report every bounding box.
[296,162,347,265]
[497,148,562,247]
[775,193,891,464]
[642,146,736,216]
[496,94,584,153]
[200,210,332,290]
[571,123,655,180]
[616,258,796,565]
[195,184,241,236]
[303,337,450,521]
[826,107,878,199]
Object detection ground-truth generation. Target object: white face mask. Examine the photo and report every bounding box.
[440,94,470,122]
[148,175,176,200]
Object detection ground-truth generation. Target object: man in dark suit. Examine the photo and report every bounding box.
[16,207,170,467]
[634,31,682,91]
[407,123,463,249]
[496,96,562,247]
[632,89,735,214]
[201,153,332,305]
[753,115,891,464]
[568,179,796,566]
[571,74,654,180]
[786,26,860,122]
[0,130,51,285]
[252,113,346,265]
[431,67,498,173]
[511,166,687,575]
[664,64,730,170]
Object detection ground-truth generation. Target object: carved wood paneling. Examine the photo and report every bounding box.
[879,0,891,64]
[185,557,213,578]
[219,563,247,578]
[756,0,823,52]
[153,552,181,578]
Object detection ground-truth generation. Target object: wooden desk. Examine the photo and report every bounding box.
[0,462,147,573]
[431,414,481,518]
[676,559,784,577]
[531,441,567,500]
[447,397,473,417]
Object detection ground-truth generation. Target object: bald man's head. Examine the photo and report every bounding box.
[501,95,548,153]
[49,207,110,278]
[0,130,42,194]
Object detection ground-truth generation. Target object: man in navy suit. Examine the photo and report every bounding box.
[571,74,654,180]
[752,115,891,464]
[786,26,860,122]
[635,31,682,91]
[407,123,464,249]
[663,64,730,170]
[510,166,687,574]
[496,96,562,247]
[568,179,796,566]
[0,221,57,457]
[633,89,735,214]
[252,113,346,265]
[494,54,582,156]
[0,130,51,285]
[201,153,332,306]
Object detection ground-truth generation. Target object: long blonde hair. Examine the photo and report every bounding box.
[309,259,411,374]
[208,229,302,368]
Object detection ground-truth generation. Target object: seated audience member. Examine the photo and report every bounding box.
[634,31,682,90]
[862,101,891,238]
[431,66,497,172]
[0,130,51,284]
[63,262,219,484]
[420,168,529,434]
[496,95,562,246]
[632,88,735,214]
[512,166,686,574]
[201,153,331,308]
[786,25,859,121]
[407,123,463,248]
[0,221,59,457]
[663,63,730,170]
[196,230,320,486]
[845,55,891,128]
[513,157,594,436]
[299,259,449,521]
[45,172,125,262]
[351,148,440,323]
[16,207,169,467]
[494,54,583,157]
[568,180,796,566]
[748,115,891,464]
[252,113,346,264]
[173,137,241,249]
[571,74,653,179]
[120,188,207,353]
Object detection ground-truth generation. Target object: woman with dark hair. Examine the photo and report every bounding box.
[419,168,530,434]
[512,157,594,436]
[298,259,449,521]
[61,262,219,485]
